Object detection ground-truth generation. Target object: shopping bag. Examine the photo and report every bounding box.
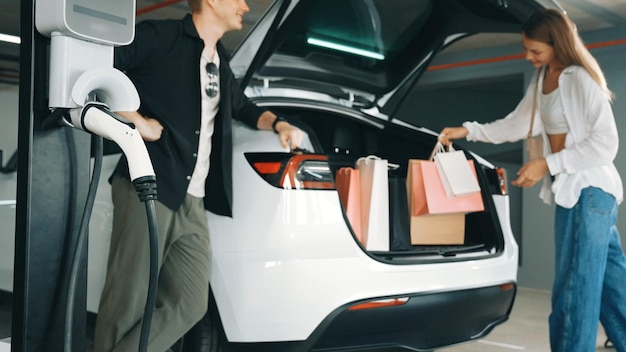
[407,159,484,216]
[356,155,389,251]
[388,176,411,251]
[335,167,363,244]
[432,142,481,197]
[409,213,465,245]
[406,158,483,245]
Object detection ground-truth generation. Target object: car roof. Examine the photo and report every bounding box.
[231,0,545,110]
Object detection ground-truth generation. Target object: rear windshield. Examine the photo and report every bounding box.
[251,0,538,97]
[280,0,433,67]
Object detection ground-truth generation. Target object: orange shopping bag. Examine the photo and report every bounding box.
[335,167,363,244]
[407,159,484,216]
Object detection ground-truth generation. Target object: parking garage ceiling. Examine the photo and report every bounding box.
[0,0,625,88]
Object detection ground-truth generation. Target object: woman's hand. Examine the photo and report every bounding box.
[511,159,549,188]
[439,126,468,145]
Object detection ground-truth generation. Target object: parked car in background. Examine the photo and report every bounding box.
[1,0,548,351]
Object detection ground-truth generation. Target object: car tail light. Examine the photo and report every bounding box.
[499,283,515,292]
[245,152,335,190]
[496,167,508,195]
[348,297,409,311]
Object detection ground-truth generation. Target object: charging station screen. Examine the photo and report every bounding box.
[65,0,135,45]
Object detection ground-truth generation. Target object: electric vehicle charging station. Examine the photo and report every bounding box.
[13,0,157,350]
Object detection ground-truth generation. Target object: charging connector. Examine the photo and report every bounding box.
[134,176,158,202]
[66,102,155,182]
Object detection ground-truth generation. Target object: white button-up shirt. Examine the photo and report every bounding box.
[187,48,220,198]
[462,65,622,208]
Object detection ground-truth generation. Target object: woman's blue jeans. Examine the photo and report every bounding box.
[550,187,626,352]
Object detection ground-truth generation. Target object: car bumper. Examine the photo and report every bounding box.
[224,282,517,352]
[312,282,516,351]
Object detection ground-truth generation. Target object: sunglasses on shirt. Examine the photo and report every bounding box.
[205,62,218,98]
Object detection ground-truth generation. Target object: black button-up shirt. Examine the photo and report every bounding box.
[113,14,264,216]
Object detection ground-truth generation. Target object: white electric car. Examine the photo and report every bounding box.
[0,0,549,351]
[183,0,546,351]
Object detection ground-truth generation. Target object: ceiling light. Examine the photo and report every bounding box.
[307,37,384,60]
[0,33,20,44]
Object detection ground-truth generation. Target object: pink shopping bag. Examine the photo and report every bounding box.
[356,156,389,251]
[335,167,363,244]
[407,159,484,216]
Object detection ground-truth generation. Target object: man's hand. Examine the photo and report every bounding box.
[275,122,303,150]
[258,112,303,151]
[511,159,549,188]
[133,117,164,142]
[117,111,163,141]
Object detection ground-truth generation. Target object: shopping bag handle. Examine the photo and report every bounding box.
[429,141,455,161]
[356,155,382,164]
[356,155,399,170]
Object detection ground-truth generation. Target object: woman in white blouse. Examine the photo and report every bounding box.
[440,8,626,352]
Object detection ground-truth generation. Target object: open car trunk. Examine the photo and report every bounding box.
[232,0,543,266]
[270,106,506,263]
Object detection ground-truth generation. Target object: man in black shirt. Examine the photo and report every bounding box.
[94,0,302,350]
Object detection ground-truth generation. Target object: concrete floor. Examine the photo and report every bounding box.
[0,288,615,351]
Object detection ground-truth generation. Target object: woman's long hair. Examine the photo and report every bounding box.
[522,8,613,101]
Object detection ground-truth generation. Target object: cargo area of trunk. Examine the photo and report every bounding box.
[277,107,507,262]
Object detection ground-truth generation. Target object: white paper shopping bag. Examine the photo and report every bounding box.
[433,143,481,197]
[356,155,389,251]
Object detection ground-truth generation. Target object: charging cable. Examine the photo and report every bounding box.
[57,102,159,352]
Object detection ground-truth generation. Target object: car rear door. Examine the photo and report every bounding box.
[230,0,545,118]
